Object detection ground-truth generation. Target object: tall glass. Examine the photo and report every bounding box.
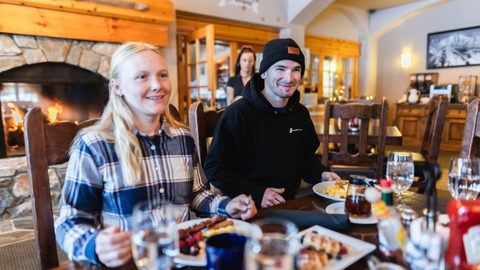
[244,218,299,270]
[386,151,414,209]
[132,200,179,270]
[448,156,480,200]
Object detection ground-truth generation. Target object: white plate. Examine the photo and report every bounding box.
[173,218,262,266]
[313,181,346,201]
[326,202,378,224]
[294,225,376,270]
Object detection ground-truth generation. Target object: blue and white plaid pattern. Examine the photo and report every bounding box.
[54,121,230,265]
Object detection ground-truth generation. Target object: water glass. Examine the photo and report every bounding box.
[132,200,179,270]
[386,151,414,209]
[244,218,299,270]
[448,156,480,200]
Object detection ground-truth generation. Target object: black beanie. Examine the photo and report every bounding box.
[259,38,305,78]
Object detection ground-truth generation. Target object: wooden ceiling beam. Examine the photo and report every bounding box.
[0,3,168,45]
[0,0,174,24]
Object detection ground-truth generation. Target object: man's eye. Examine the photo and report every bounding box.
[136,75,146,79]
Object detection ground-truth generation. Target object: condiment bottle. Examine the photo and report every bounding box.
[445,199,480,270]
[365,187,404,265]
[380,179,394,206]
[344,175,373,218]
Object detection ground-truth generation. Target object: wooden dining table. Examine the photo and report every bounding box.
[50,191,449,270]
[314,123,403,146]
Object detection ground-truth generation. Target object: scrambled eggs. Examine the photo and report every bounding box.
[202,225,242,238]
[323,179,348,198]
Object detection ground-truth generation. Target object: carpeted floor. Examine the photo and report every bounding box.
[0,239,68,270]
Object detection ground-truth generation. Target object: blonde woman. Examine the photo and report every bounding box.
[54,42,256,267]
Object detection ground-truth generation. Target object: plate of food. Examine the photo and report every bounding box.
[174,215,262,266]
[313,179,349,201]
[326,202,378,224]
[295,225,376,269]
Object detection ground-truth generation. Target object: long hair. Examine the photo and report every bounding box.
[234,46,256,76]
[71,42,187,186]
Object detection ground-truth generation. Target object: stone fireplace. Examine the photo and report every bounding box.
[0,33,120,221]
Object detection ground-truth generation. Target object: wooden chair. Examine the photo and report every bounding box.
[168,103,181,122]
[24,104,180,269]
[188,101,224,167]
[411,96,448,193]
[322,98,388,180]
[460,98,480,158]
[24,107,98,269]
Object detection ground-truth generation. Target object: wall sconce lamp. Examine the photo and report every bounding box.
[401,53,411,68]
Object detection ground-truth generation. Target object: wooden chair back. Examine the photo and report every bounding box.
[188,101,224,167]
[168,103,181,122]
[24,104,180,269]
[322,98,388,180]
[461,98,480,158]
[335,97,378,127]
[410,96,448,193]
[24,107,98,269]
[420,96,449,162]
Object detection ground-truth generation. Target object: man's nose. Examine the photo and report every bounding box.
[283,70,293,81]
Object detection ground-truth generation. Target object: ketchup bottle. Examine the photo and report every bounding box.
[445,200,480,270]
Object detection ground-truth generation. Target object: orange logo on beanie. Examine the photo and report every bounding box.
[288,47,300,55]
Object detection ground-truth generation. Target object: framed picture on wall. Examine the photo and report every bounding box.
[427,25,480,69]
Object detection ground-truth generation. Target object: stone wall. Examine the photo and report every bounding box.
[0,33,120,221]
[0,33,121,78]
[0,157,67,221]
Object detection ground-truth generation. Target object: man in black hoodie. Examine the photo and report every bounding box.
[204,38,340,209]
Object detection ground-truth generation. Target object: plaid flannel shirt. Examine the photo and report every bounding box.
[54,121,230,265]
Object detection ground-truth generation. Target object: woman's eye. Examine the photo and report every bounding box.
[136,75,146,79]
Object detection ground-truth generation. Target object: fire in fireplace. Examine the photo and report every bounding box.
[0,62,109,158]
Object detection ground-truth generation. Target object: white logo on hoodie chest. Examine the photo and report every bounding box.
[289,128,302,133]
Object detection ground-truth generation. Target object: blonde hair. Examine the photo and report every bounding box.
[71,42,187,186]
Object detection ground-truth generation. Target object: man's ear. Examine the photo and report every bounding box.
[260,72,267,79]
[111,79,123,96]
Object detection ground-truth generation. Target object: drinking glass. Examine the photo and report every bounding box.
[244,218,299,270]
[131,200,179,270]
[386,151,414,209]
[448,156,480,200]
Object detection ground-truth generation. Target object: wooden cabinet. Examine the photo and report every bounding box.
[396,103,467,151]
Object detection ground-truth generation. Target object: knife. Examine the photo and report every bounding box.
[75,0,148,11]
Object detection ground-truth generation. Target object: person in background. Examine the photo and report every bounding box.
[226,45,256,105]
[54,42,257,267]
[204,38,340,209]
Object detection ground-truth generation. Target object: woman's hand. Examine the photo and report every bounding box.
[322,172,341,181]
[95,226,132,267]
[226,194,257,220]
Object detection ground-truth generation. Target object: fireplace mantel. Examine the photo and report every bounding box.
[0,0,173,46]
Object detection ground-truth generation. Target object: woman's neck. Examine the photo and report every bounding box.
[240,70,251,78]
[133,115,162,136]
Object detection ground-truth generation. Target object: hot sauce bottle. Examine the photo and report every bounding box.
[445,200,480,270]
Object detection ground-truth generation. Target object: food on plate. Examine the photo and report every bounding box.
[178,215,243,256]
[323,179,349,198]
[297,231,348,270]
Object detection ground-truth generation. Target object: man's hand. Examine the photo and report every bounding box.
[226,194,257,220]
[261,188,286,208]
[322,172,341,181]
[95,226,132,267]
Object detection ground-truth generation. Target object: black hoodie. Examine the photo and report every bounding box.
[204,73,330,209]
